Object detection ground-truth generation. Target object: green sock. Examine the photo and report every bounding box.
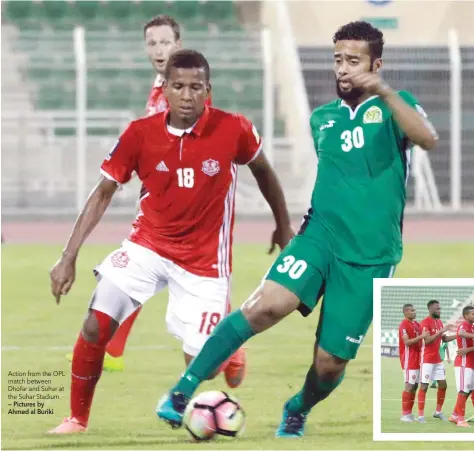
[287,366,345,414]
[172,310,255,399]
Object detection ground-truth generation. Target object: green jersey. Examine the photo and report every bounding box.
[307,91,424,265]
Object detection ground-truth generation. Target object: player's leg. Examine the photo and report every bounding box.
[157,233,329,428]
[165,267,232,381]
[277,259,393,437]
[432,364,448,421]
[49,278,139,433]
[401,371,419,422]
[467,387,474,422]
[50,241,167,433]
[65,265,139,372]
[417,363,433,422]
[452,367,472,427]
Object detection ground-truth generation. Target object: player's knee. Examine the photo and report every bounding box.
[438,380,447,389]
[82,310,117,345]
[419,383,429,391]
[313,347,348,380]
[242,281,299,333]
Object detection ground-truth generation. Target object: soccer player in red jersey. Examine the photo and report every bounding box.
[449,305,474,427]
[48,50,294,434]
[417,299,456,423]
[398,304,428,422]
[95,15,213,373]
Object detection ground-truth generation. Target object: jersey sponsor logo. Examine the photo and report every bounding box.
[319,120,336,131]
[363,106,383,124]
[111,251,130,268]
[156,161,169,172]
[346,334,364,344]
[202,159,220,177]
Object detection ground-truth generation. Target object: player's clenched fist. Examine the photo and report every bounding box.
[49,254,76,304]
[339,72,390,96]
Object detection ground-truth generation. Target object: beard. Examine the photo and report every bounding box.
[432,312,440,319]
[336,80,364,102]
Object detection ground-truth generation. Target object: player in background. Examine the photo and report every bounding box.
[399,304,428,422]
[417,300,456,423]
[66,15,215,373]
[48,50,294,434]
[157,21,439,437]
[449,305,474,427]
[430,341,451,389]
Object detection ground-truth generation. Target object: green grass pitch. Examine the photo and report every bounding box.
[2,242,474,449]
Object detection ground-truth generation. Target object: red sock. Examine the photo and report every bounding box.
[455,393,467,422]
[409,391,416,412]
[402,391,412,415]
[436,387,446,412]
[105,307,141,357]
[70,310,114,426]
[417,390,426,417]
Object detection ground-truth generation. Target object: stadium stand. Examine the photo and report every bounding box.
[1,0,284,135]
[381,286,474,346]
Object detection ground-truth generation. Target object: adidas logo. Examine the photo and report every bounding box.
[156,161,169,172]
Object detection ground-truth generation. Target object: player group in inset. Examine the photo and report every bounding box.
[399,301,474,427]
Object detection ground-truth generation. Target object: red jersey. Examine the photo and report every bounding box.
[420,316,444,364]
[146,75,211,116]
[454,321,474,369]
[399,319,422,370]
[101,106,262,278]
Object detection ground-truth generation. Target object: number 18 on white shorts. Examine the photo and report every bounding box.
[92,240,230,356]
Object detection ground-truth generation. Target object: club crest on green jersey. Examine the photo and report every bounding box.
[363,106,383,124]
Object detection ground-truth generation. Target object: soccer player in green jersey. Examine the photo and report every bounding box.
[156,21,438,437]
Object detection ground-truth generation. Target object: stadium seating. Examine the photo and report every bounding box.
[381,286,474,345]
[2,0,286,135]
[2,0,241,31]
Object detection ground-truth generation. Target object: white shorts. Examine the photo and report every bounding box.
[420,362,446,383]
[403,369,420,384]
[455,367,474,393]
[92,240,230,356]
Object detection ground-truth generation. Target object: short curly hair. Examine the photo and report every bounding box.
[333,21,384,60]
[165,50,210,82]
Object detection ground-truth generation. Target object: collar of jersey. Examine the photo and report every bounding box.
[339,95,378,119]
[153,74,164,88]
[162,105,210,138]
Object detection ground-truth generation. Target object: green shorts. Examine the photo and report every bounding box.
[266,220,395,360]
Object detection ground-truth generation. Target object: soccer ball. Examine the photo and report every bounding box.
[183,390,245,441]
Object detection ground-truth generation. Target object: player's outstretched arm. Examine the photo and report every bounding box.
[248,152,294,253]
[49,177,118,304]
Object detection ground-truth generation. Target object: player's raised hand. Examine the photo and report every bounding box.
[340,72,389,96]
[49,254,77,304]
[268,225,295,254]
[457,348,469,356]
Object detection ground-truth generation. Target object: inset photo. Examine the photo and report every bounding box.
[374,278,474,441]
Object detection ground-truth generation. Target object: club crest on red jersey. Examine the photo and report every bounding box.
[111,251,130,268]
[202,159,220,177]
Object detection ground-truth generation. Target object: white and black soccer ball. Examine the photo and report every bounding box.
[183,390,245,441]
